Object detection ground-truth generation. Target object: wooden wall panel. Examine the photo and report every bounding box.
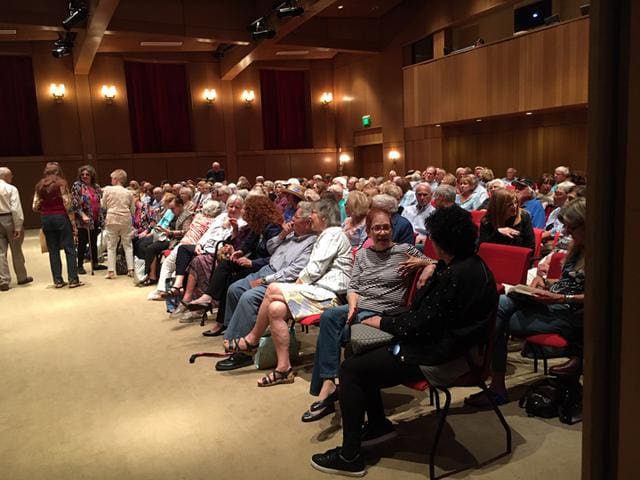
[403,18,589,126]
[187,61,226,153]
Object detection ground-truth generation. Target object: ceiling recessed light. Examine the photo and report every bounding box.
[435,124,441,127]
[476,119,483,122]
[139,41,183,47]
[337,5,344,9]
[196,38,214,43]
[0,29,17,35]
[237,41,250,46]
[525,111,533,115]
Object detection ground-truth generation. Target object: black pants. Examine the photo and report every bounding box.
[77,226,100,268]
[206,259,253,324]
[339,346,423,458]
[135,236,170,276]
[175,244,197,275]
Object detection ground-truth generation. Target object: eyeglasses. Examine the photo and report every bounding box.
[80,172,90,177]
[371,224,391,232]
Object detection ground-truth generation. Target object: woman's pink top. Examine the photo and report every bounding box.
[180,213,214,245]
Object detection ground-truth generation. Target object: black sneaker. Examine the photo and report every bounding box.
[78,266,87,275]
[361,419,397,448]
[310,447,366,477]
[93,264,108,271]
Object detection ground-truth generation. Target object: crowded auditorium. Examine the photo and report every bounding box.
[0,1,638,479]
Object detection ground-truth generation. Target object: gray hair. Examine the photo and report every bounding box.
[226,194,244,208]
[0,167,11,180]
[556,181,576,193]
[314,198,342,227]
[237,189,250,199]
[297,201,313,219]
[433,185,457,203]
[555,166,570,175]
[371,194,399,214]
[486,179,505,190]
[218,185,232,197]
[415,182,433,193]
[201,199,222,217]
[179,187,193,199]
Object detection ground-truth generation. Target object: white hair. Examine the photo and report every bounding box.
[0,167,11,179]
[201,199,222,217]
[486,179,505,190]
[371,194,399,214]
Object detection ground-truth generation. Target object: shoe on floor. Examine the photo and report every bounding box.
[17,276,33,285]
[147,290,165,301]
[361,419,397,448]
[54,281,68,289]
[464,389,508,409]
[310,447,366,477]
[78,266,87,275]
[169,304,187,319]
[202,323,225,336]
[178,311,200,323]
[302,390,339,423]
[93,264,107,270]
[0,284,9,291]
[215,353,253,371]
[68,279,85,289]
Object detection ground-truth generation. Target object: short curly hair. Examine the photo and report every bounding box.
[426,206,477,258]
[244,195,283,233]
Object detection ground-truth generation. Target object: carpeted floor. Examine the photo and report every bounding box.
[0,231,581,479]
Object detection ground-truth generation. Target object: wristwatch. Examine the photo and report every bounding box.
[261,278,268,286]
[564,294,575,303]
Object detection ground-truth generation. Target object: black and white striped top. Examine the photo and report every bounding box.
[349,244,425,313]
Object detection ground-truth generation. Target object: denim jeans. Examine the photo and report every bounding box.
[309,305,378,396]
[223,266,274,339]
[491,294,575,373]
[42,214,78,283]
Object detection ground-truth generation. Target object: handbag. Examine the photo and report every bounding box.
[39,229,48,254]
[254,326,300,370]
[350,323,394,355]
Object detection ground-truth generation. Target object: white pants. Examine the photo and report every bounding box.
[156,246,178,292]
[104,223,133,273]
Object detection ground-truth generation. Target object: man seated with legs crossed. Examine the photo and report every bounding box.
[215,202,317,370]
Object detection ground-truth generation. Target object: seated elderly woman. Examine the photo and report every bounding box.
[309,205,498,477]
[224,198,352,387]
[167,195,245,320]
[466,197,586,407]
[302,208,431,422]
[147,199,221,300]
[370,194,415,245]
[186,195,283,332]
[456,174,489,211]
[478,188,535,250]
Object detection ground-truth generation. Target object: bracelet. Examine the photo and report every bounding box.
[564,294,574,303]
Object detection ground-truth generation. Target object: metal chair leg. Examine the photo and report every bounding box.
[434,389,441,412]
[429,388,452,479]
[543,358,549,376]
[478,381,512,453]
[429,387,434,406]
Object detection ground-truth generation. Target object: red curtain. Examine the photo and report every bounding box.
[0,56,42,156]
[125,62,193,153]
[260,69,312,149]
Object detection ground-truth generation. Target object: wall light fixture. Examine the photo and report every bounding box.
[101,85,117,103]
[203,88,217,104]
[241,89,255,103]
[50,83,66,102]
[320,92,333,105]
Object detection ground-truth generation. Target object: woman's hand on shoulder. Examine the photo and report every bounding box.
[398,252,430,276]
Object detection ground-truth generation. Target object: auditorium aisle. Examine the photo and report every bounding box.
[0,230,581,480]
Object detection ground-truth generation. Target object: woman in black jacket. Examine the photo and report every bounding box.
[478,188,535,250]
[310,206,498,478]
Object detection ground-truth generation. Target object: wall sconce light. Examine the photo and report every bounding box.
[241,89,255,103]
[339,153,350,163]
[50,83,65,102]
[101,85,117,103]
[320,92,333,105]
[203,88,217,104]
[388,150,401,161]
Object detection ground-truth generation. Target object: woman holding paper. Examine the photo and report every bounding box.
[466,197,586,408]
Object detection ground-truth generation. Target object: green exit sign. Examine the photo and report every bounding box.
[362,115,371,127]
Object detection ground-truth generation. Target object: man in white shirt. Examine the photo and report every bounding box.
[402,182,435,240]
[0,167,32,291]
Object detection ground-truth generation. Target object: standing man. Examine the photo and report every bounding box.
[0,167,33,291]
[206,162,225,183]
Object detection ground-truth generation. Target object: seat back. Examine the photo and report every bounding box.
[533,228,544,258]
[547,251,567,280]
[478,243,532,285]
[470,209,486,227]
[423,238,439,260]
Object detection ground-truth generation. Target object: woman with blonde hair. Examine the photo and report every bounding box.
[101,169,136,279]
[456,174,488,211]
[342,190,370,247]
[479,188,535,250]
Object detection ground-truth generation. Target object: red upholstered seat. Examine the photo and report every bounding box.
[533,228,544,259]
[470,209,486,227]
[299,313,321,327]
[404,379,429,391]
[525,333,569,349]
[547,251,567,280]
[162,249,172,257]
[478,243,532,286]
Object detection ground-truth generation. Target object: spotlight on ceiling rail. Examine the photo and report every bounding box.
[62,1,89,31]
[276,1,305,19]
[249,17,276,40]
[52,31,76,58]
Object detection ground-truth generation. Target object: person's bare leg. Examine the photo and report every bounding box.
[182,272,197,303]
[172,274,185,290]
[318,379,337,401]
[190,293,213,305]
[148,258,157,281]
[269,300,292,372]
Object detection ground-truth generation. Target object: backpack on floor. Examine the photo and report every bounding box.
[519,377,582,424]
[115,242,128,276]
[254,326,300,370]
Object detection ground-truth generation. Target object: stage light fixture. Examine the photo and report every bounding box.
[249,17,276,40]
[51,31,76,58]
[276,1,304,18]
[62,2,89,31]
